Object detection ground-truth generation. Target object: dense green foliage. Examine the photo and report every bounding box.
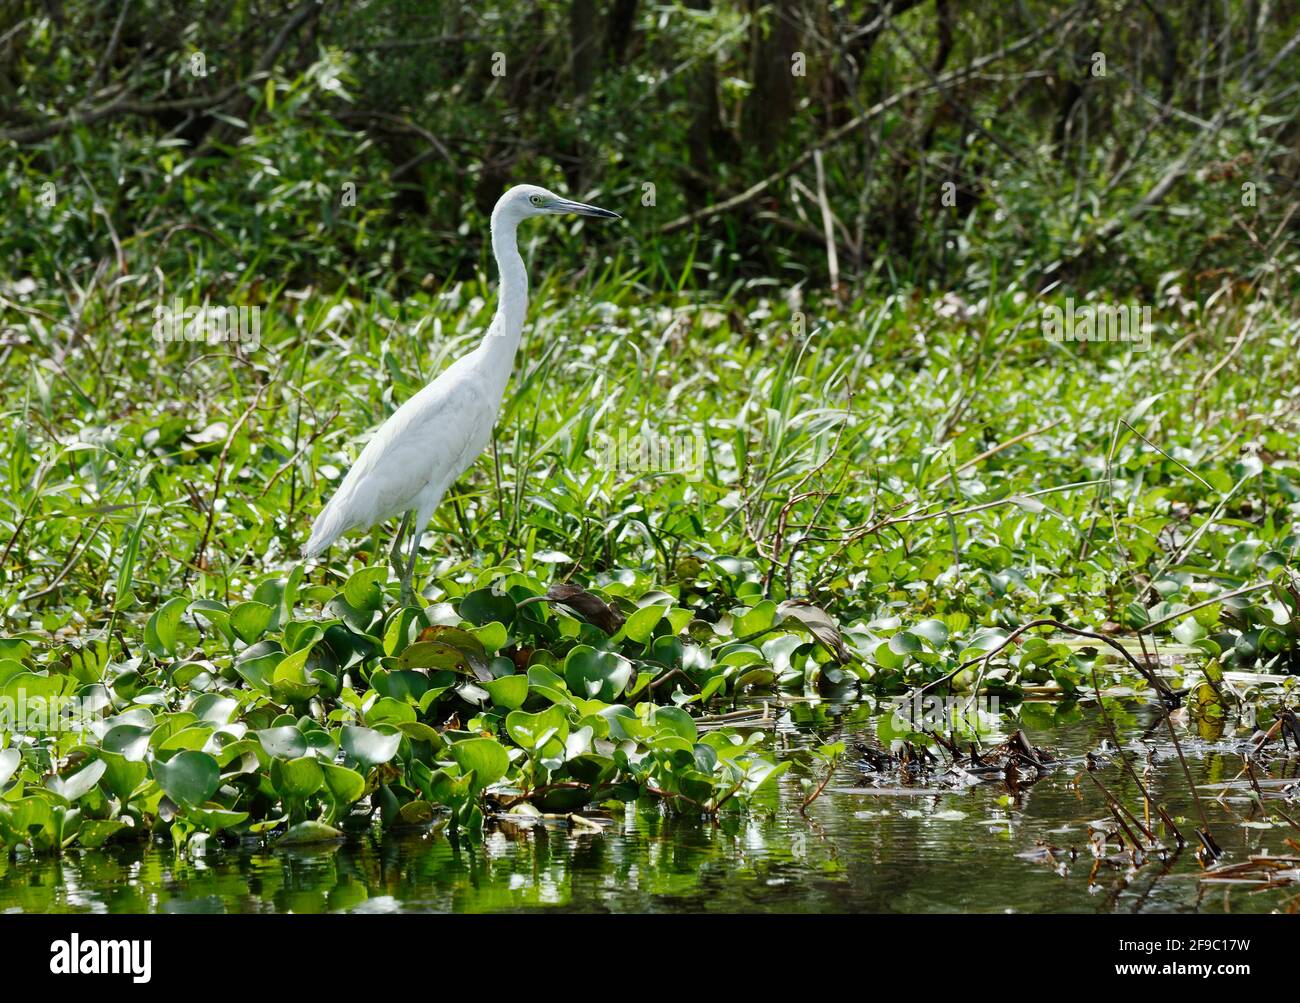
[0,2,1297,857]
[4,0,1297,289]
[1,280,1297,853]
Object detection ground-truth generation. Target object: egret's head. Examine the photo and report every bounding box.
[496,184,621,223]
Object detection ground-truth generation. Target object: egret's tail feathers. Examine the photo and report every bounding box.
[303,501,350,559]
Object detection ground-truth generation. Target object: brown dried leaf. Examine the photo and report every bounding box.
[776,599,850,664]
[523,583,625,635]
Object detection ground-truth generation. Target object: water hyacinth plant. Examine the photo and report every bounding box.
[3,566,836,851]
[4,528,1297,855]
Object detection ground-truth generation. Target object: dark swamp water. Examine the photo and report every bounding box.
[2,698,1296,913]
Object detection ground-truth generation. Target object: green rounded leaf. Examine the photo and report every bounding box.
[255,725,308,760]
[365,697,417,727]
[152,750,221,807]
[47,759,106,803]
[277,820,343,845]
[652,706,698,743]
[103,724,153,762]
[623,605,665,644]
[484,674,529,710]
[450,737,509,787]
[393,640,487,679]
[888,631,922,656]
[230,601,274,644]
[275,756,324,799]
[505,705,569,751]
[321,763,366,805]
[77,820,128,848]
[564,645,632,701]
[340,725,401,769]
[270,647,319,702]
[95,750,148,802]
[912,619,950,648]
[0,748,21,788]
[459,588,516,627]
[144,595,190,657]
[344,566,390,611]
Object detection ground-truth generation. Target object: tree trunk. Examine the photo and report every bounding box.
[743,0,802,161]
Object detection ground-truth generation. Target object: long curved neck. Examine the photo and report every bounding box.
[480,207,528,387]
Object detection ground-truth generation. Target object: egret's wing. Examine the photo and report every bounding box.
[305,359,492,553]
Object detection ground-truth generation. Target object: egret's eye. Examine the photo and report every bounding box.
[530,195,542,205]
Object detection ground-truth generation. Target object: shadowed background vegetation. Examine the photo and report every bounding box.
[3,0,1297,295]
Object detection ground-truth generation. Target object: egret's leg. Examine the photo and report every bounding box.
[400,518,422,605]
[389,512,411,582]
[401,505,437,605]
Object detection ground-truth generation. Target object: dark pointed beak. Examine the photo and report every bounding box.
[555,198,621,219]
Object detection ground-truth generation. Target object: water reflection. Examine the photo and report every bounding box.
[0,702,1294,913]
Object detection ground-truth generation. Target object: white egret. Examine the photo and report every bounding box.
[304,184,621,603]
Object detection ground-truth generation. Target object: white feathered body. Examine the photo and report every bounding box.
[302,341,505,558]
